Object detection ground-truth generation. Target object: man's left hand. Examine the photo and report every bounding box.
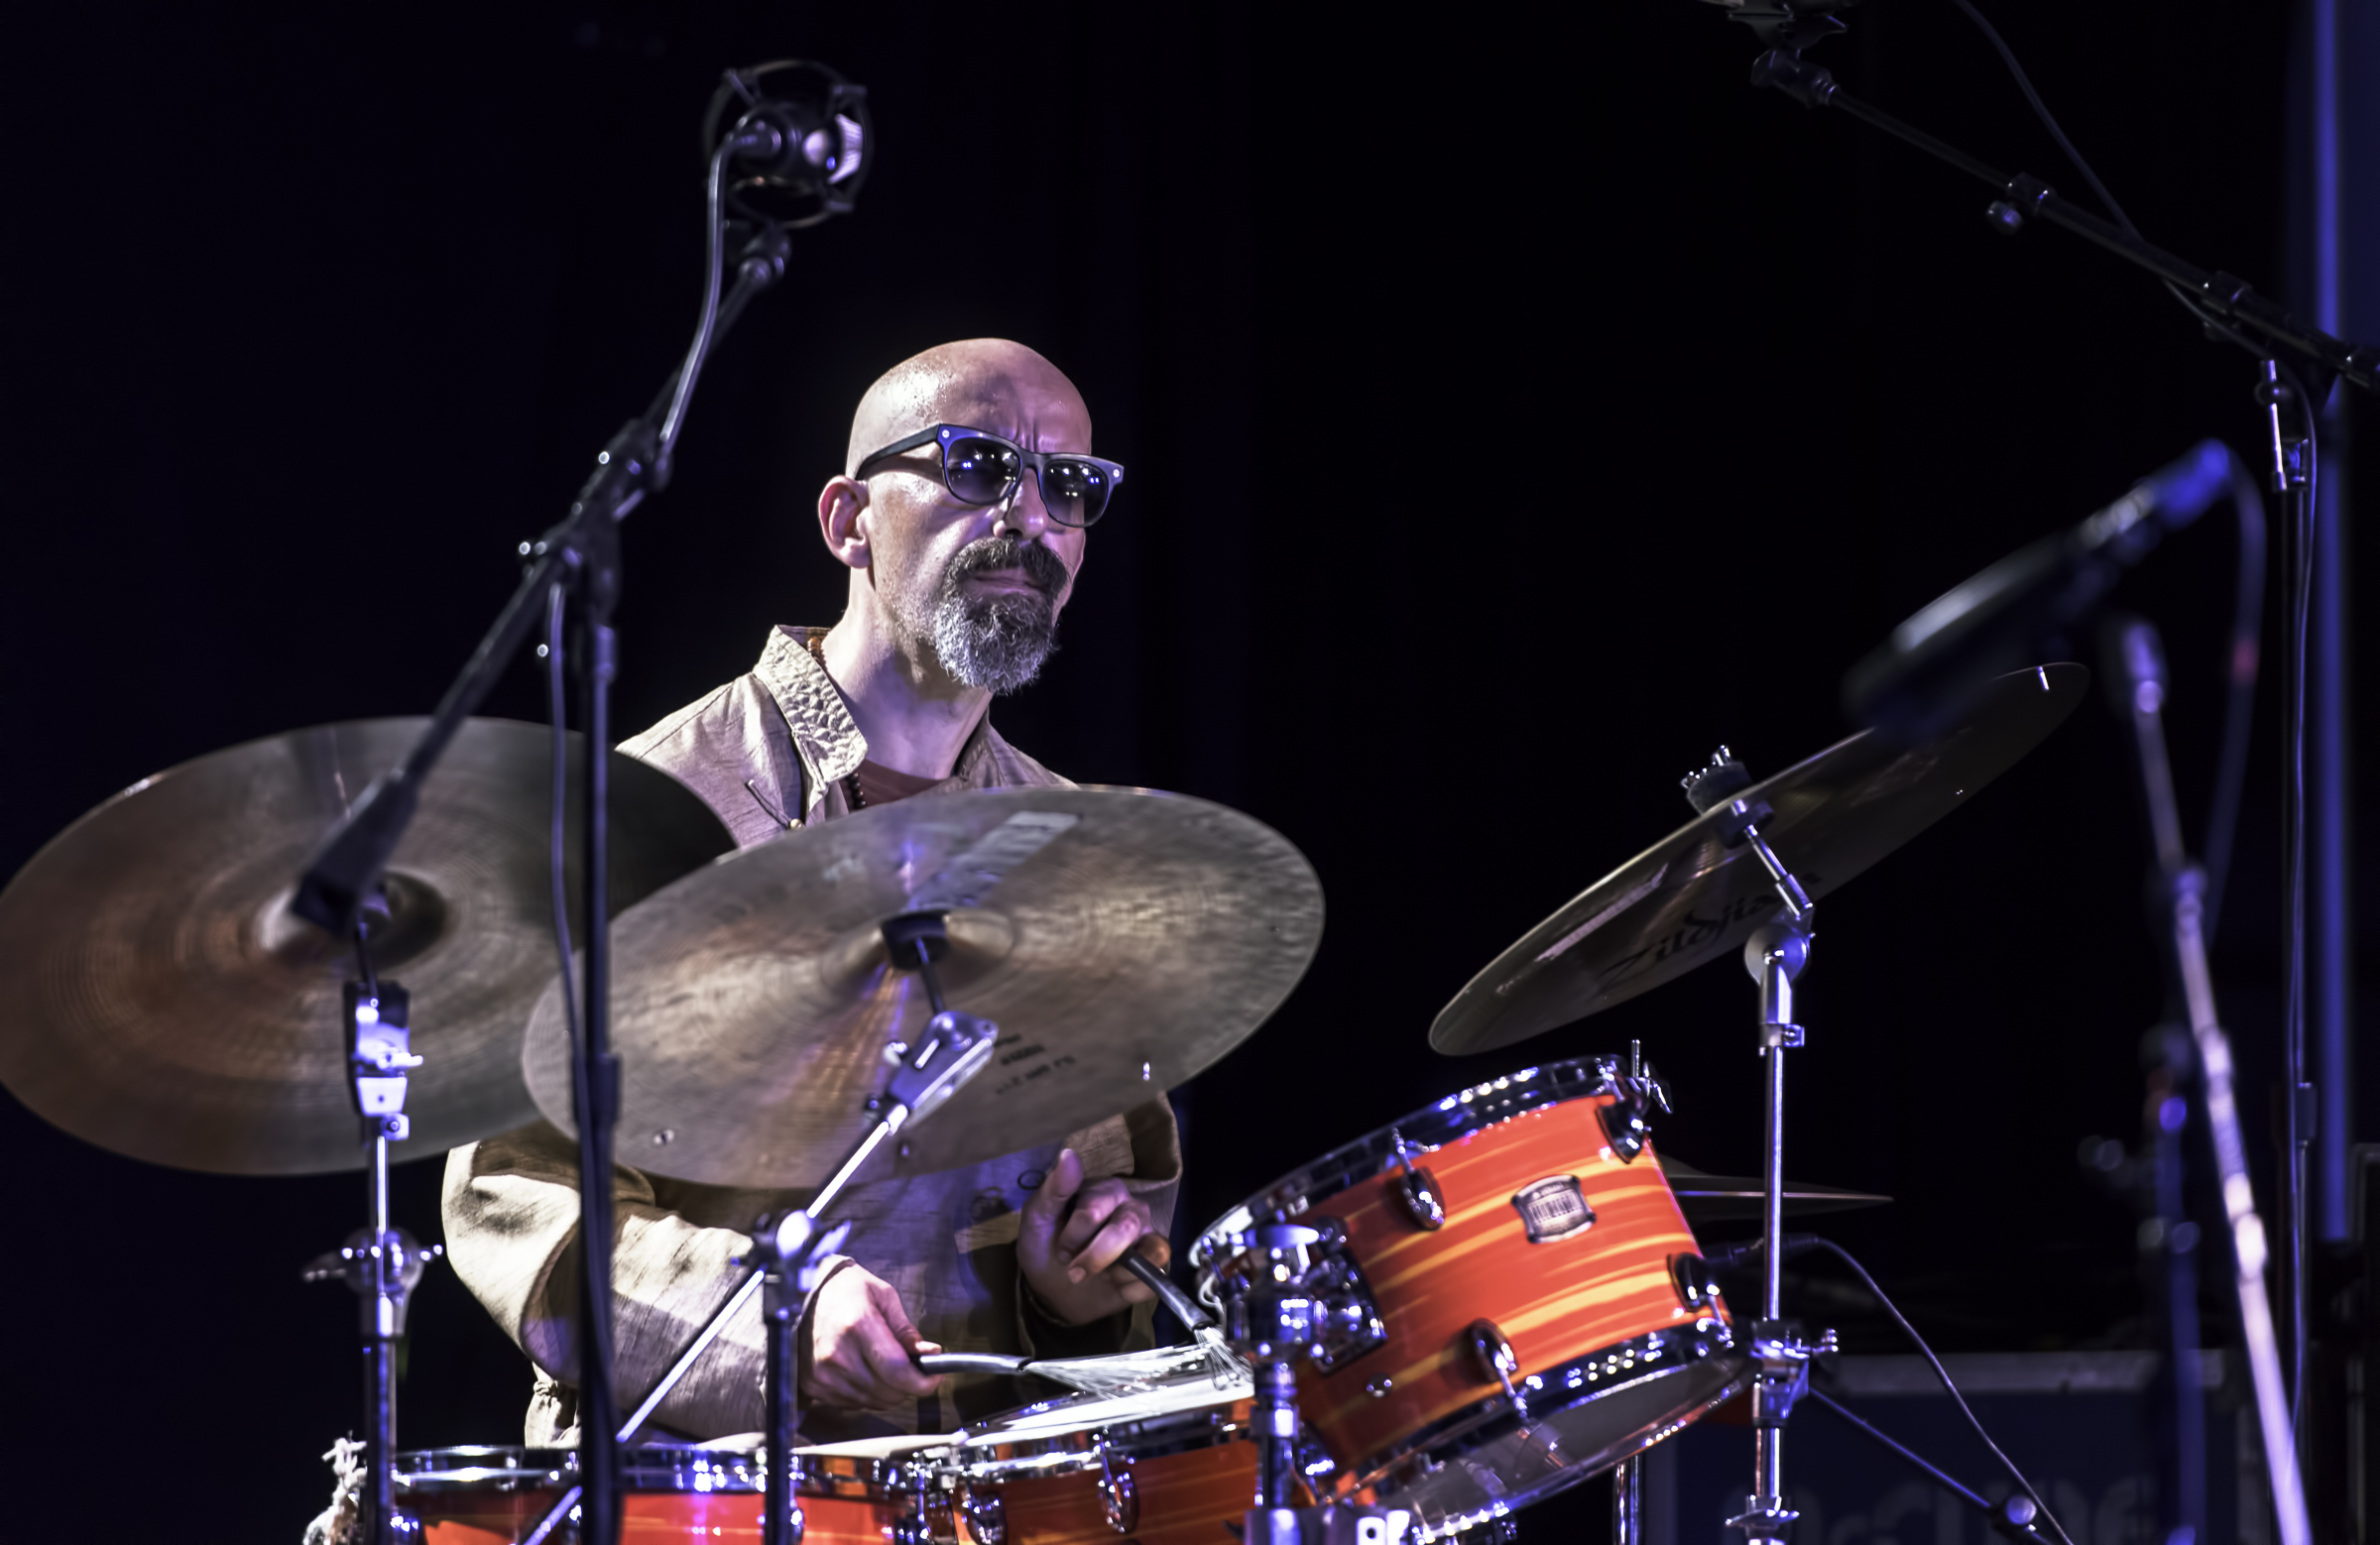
[1017,1145,1171,1327]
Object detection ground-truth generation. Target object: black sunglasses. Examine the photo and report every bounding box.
[852,424,1126,529]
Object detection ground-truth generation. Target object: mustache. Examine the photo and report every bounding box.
[941,535,1068,596]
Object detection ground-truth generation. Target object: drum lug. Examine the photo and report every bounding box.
[1094,1441,1139,1535]
[1466,1317,1530,1422]
[1388,1129,1445,1231]
[1670,1251,1726,1315]
[959,1485,1007,1545]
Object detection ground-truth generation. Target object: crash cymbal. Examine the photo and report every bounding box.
[1658,1154,1890,1221]
[526,785,1324,1189]
[0,719,733,1174]
[1431,664,2084,1054]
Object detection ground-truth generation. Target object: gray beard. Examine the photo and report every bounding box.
[922,537,1064,694]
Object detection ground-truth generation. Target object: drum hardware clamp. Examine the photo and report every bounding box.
[1594,1041,1670,1162]
[1220,1222,1375,1545]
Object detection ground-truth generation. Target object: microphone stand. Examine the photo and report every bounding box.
[2101,617,2311,1545]
[287,201,793,1545]
[1717,15,2331,1537]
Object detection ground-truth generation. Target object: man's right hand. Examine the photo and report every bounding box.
[801,1263,946,1411]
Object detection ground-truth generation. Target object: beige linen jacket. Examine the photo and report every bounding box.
[442,626,1183,1445]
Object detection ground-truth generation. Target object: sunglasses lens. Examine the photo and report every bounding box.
[943,438,1020,504]
[1039,458,1113,527]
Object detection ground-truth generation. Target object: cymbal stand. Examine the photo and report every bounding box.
[592,912,999,1545]
[302,917,441,1545]
[1681,750,1830,1545]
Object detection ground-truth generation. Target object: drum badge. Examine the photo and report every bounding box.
[1509,1175,1595,1243]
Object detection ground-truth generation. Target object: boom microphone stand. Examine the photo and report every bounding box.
[1708,10,2345,1537]
[286,62,871,1545]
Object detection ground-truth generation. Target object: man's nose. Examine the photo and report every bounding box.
[991,468,1051,541]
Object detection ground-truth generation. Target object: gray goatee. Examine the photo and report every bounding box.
[926,535,1067,694]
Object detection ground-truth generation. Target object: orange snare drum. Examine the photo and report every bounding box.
[1192,1057,1749,1538]
[393,1445,902,1543]
[924,1365,1315,1545]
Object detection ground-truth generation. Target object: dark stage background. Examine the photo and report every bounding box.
[5,3,2374,1538]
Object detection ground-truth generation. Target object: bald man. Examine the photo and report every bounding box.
[442,340,1180,1447]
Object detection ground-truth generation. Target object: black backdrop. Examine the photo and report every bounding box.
[4,3,2372,1537]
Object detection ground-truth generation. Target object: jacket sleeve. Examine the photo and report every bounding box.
[441,1120,774,1441]
[1014,1097,1186,1360]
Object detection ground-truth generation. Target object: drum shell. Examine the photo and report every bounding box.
[1297,1090,1716,1469]
[984,1435,1255,1544]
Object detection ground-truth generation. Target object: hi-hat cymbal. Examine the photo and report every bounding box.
[1659,1154,1891,1221]
[1430,664,2084,1055]
[0,719,734,1174]
[527,785,1325,1189]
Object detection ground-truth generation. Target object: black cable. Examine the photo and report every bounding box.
[1946,0,2135,236]
[1945,1,2249,347]
[655,141,739,478]
[2267,359,2320,1430]
[1804,1240,2073,1545]
[1715,1234,2078,1545]
[1942,0,2294,957]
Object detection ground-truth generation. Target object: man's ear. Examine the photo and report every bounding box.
[818,477,872,571]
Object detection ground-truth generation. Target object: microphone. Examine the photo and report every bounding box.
[1841,440,2235,742]
[702,60,873,229]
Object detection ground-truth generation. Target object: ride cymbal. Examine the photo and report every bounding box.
[526,785,1325,1189]
[1430,664,2084,1054]
[0,719,733,1173]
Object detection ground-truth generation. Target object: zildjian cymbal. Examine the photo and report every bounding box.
[0,720,734,1174]
[1430,664,2085,1055]
[526,785,1325,1189]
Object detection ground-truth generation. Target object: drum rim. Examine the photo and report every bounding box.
[1393,1351,1755,1542]
[932,1387,1262,1485]
[1188,1056,1624,1275]
[1358,1321,1745,1496]
[391,1443,898,1496]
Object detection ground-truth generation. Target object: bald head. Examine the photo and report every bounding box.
[845,339,1092,476]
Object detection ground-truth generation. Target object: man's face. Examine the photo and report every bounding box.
[862,373,1093,692]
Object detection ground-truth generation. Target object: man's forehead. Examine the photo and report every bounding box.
[925,379,1092,449]
[849,341,1093,473]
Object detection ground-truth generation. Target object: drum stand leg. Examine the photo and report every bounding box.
[1611,1455,1641,1545]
